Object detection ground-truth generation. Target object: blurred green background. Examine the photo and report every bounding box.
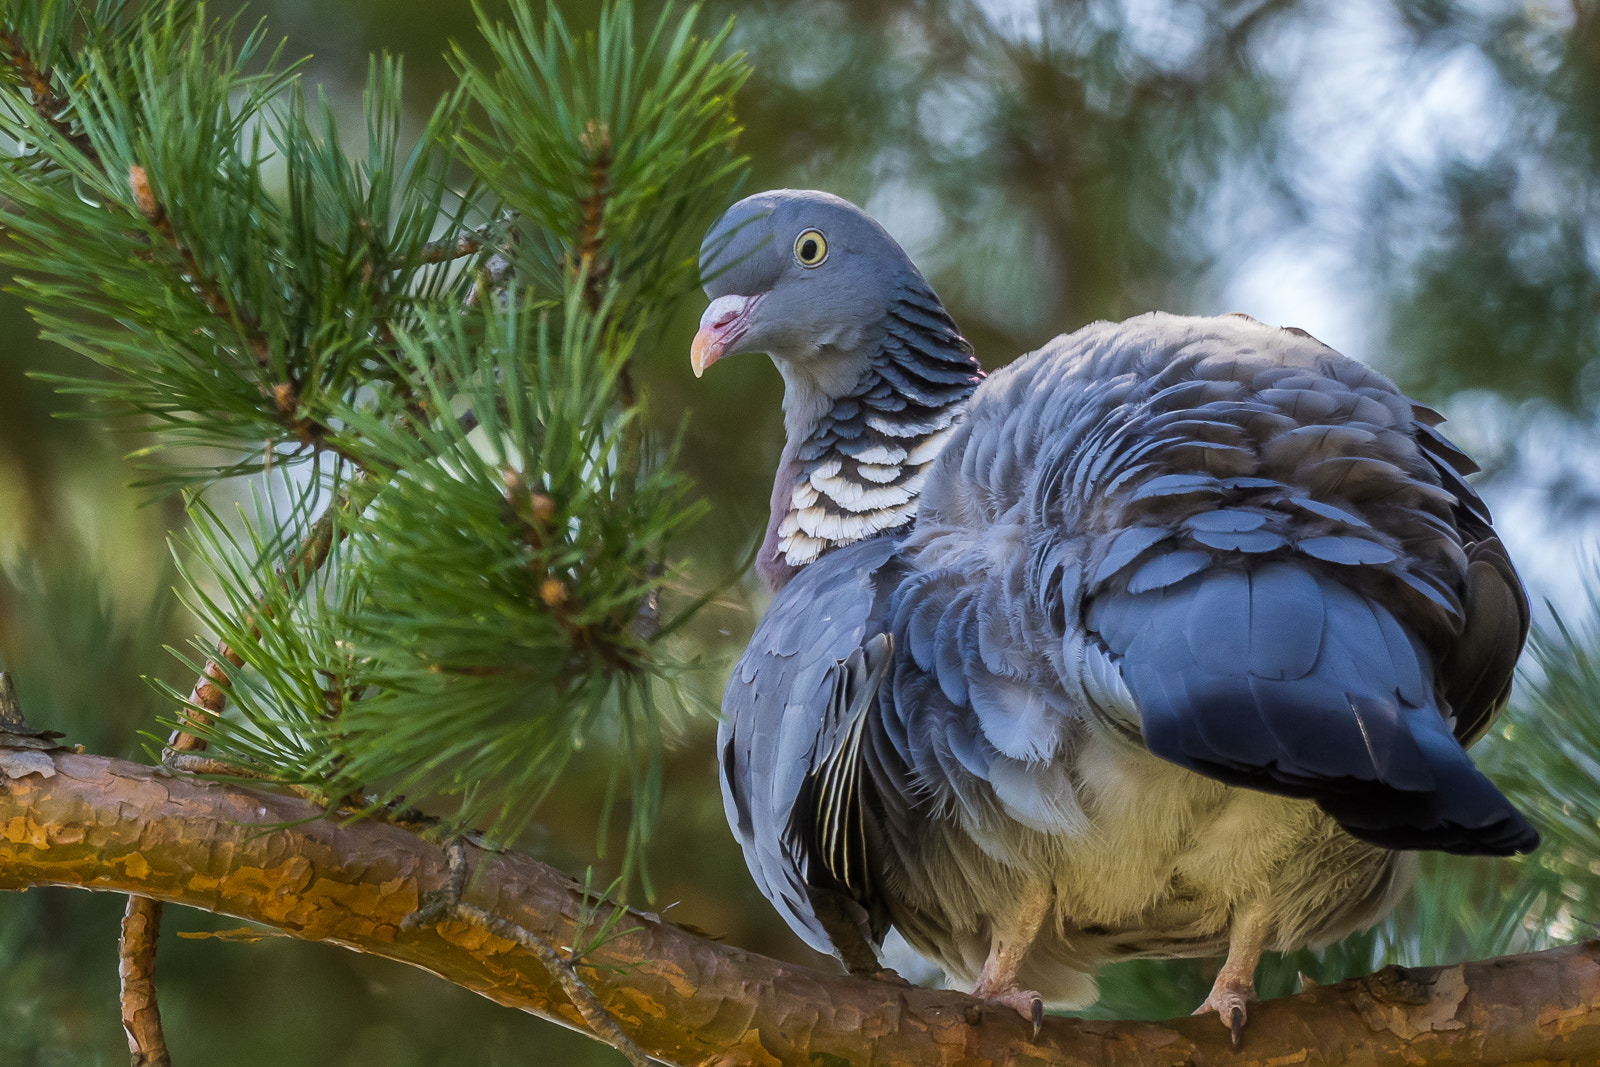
[5,0,1600,1063]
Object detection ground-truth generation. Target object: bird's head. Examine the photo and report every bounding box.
[691,189,921,388]
[691,189,980,587]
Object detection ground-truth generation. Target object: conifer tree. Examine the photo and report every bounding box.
[1,0,747,1059]
[0,0,747,844]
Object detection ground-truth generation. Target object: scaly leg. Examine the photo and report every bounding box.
[1194,897,1274,1046]
[970,882,1053,1035]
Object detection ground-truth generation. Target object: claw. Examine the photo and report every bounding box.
[1193,983,1252,1045]
[970,986,1047,1033]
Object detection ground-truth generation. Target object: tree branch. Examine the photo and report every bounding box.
[167,473,368,757]
[126,164,366,468]
[0,31,98,161]
[416,222,498,265]
[2,748,1598,1066]
[119,895,171,1067]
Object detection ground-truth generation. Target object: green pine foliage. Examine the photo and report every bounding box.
[1494,588,1600,939]
[5,0,1597,1040]
[162,479,361,793]
[454,0,747,321]
[0,0,748,875]
[0,3,478,483]
[320,298,708,858]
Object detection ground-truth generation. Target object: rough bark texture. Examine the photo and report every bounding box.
[2,748,1597,1067]
[119,894,171,1066]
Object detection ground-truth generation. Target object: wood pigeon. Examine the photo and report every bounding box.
[695,189,1536,1039]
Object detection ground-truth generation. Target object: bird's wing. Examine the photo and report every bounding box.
[718,535,899,956]
[910,312,1536,855]
[1409,410,1530,746]
[787,633,894,900]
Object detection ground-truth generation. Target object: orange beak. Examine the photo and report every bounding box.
[691,294,761,378]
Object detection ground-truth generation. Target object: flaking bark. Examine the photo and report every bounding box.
[2,748,1597,1067]
[119,895,171,1066]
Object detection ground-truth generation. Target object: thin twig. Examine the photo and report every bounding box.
[566,121,660,640]
[415,223,494,264]
[166,476,365,754]
[458,902,653,1067]
[119,896,171,1067]
[168,653,240,755]
[0,31,98,161]
[572,121,636,409]
[573,121,614,318]
[128,165,366,466]
[402,841,651,1067]
[0,671,24,729]
[467,251,516,308]
[400,838,473,931]
[128,165,270,365]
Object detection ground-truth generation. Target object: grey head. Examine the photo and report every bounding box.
[693,190,929,393]
[691,190,983,589]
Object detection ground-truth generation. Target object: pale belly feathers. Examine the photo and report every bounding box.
[878,727,1412,1007]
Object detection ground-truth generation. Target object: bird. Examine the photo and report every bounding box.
[695,188,1536,1040]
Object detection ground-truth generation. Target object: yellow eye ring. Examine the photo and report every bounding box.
[794,228,828,267]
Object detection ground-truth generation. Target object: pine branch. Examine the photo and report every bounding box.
[3,747,1599,1067]
[0,30,96,160]
[316,298,703,848]
[416,223,498,265]
[167,474,370,757]
[0,17,483,486]
[118,896,170,1067]
[403,841,651,1067]
[126,164,268,365]
[124,162,359,463]
[4,0,741,895]
[573,120,615,319]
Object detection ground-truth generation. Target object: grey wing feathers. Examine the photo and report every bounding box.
[788,633,894,900]
[1410,408,1530,746]
[1088,561,1533,853]
[1441,538,1527,745]
[913,312,1536,856]
[717,535,898,956]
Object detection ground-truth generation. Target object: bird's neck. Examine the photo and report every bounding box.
[758,288,983,592]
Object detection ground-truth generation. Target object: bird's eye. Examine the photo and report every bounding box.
[794,229,828,267]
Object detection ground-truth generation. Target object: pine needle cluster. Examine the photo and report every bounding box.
[0,0,748,865]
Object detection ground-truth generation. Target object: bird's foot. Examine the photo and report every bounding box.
[971,983,1045,1037]
[968,883,1054,1036]
[1193,983,1253,1047]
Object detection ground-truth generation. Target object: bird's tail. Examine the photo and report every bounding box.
[1085,559,1538,855]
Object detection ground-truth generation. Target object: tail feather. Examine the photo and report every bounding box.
[1086,558,1538,856]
